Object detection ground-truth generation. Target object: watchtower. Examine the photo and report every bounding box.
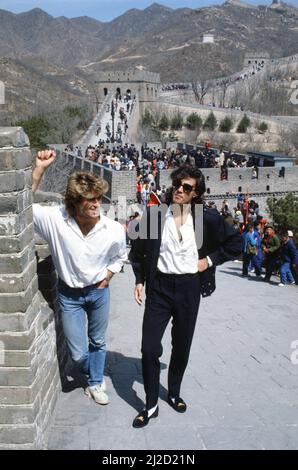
[95,69,160,106]
[243,52,270,68]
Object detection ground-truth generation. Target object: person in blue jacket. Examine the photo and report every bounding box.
[253,221,263,273]
[242,224,261,277]
[279,231,298,286]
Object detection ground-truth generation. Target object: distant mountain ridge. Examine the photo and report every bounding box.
[0,2,297,78]
[1,1,298,122]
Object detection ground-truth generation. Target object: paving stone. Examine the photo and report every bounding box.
[46,262,298,450]
[197,426,263,450]
[47,426,90,450]
[88,423,147,450]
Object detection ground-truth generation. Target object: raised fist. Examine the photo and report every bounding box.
[35,149,57,170]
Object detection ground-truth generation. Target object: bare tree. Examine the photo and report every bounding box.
[277,126,298,154]
[186,71,212,105]
[218,80,230,107]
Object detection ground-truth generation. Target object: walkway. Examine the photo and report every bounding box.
[47,261,298,450]
[88,98,132,147]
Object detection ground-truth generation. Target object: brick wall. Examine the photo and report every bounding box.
[159,166,298,197]
[159,165,298,217]
[47,149,137,203]
[0,128,66,449]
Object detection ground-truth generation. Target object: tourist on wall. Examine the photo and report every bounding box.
[242,224,261,278]
[278,231,298,287]
[129,165,243,428]
[261,225,280,282]
[32,150,127,406]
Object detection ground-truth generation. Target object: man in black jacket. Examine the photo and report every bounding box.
[129,165,244,428]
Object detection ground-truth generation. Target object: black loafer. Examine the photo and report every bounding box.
[132,406,159,428]
[167,396,187,413]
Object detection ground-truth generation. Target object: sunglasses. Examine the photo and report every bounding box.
[172,182,196,194]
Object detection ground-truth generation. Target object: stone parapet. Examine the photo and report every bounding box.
[159,166,298,197]
[0,127,64,448]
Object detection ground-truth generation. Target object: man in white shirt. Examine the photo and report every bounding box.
[32,150,127,405]
[129,165,243,427]
[219,148,225,168]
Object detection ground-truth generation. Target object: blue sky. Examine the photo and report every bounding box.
[1,0,296,22]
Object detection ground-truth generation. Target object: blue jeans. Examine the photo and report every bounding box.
[280,262,295,285]
[57,279,110,387]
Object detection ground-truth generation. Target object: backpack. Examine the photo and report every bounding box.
[247,241,257,255]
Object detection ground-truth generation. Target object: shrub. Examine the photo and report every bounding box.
[219,116,233,133]
[237,114,251,133]
[186,113,202,130]
[257,121,268,133]
[158,114,169,130]
[16,106,92,148]
[142,109,153,127]
[170,112,184,130]
[203,111,217,130]
[267,193,298,245]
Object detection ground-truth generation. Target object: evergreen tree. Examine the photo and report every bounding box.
[159,114,169,130]
[237,114,251,133]
[203,111,217,130]
[16,106,92,148]
[17,115,50,149]
[219,116,233,133]
[257,122,268,133]
[170,113,184,130]
[142,109,153,127]
[267,193,298,244]
[186,113,202,130]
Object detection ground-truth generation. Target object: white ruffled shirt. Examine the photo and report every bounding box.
[157,207,199,275]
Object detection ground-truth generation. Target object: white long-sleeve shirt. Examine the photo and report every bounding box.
[33,204,127,288]
[157,207,199,275]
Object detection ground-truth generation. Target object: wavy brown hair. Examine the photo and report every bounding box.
[65,171,109,217]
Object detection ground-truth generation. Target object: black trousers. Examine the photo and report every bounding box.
[141,272,201,409]
[265,254,278,280]
[242,253,261,276]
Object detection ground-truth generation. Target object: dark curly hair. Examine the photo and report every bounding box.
[165,165,206,205]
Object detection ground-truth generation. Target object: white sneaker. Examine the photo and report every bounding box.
[85,380,109,405]
[278,283,285,287]
[85,378,106,394]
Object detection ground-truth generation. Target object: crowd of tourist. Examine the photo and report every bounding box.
[133,154,298,288]
[85,143,139,171]
[201,196,297,287]
[161,83,190,91]
[216,61,266,87]
[78,141,257,181]
[63,139,297,288]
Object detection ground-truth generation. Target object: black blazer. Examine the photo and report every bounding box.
[129,205,244,298]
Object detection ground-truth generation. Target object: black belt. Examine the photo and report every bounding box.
[58,278,104,290]
[156,270,198,279]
